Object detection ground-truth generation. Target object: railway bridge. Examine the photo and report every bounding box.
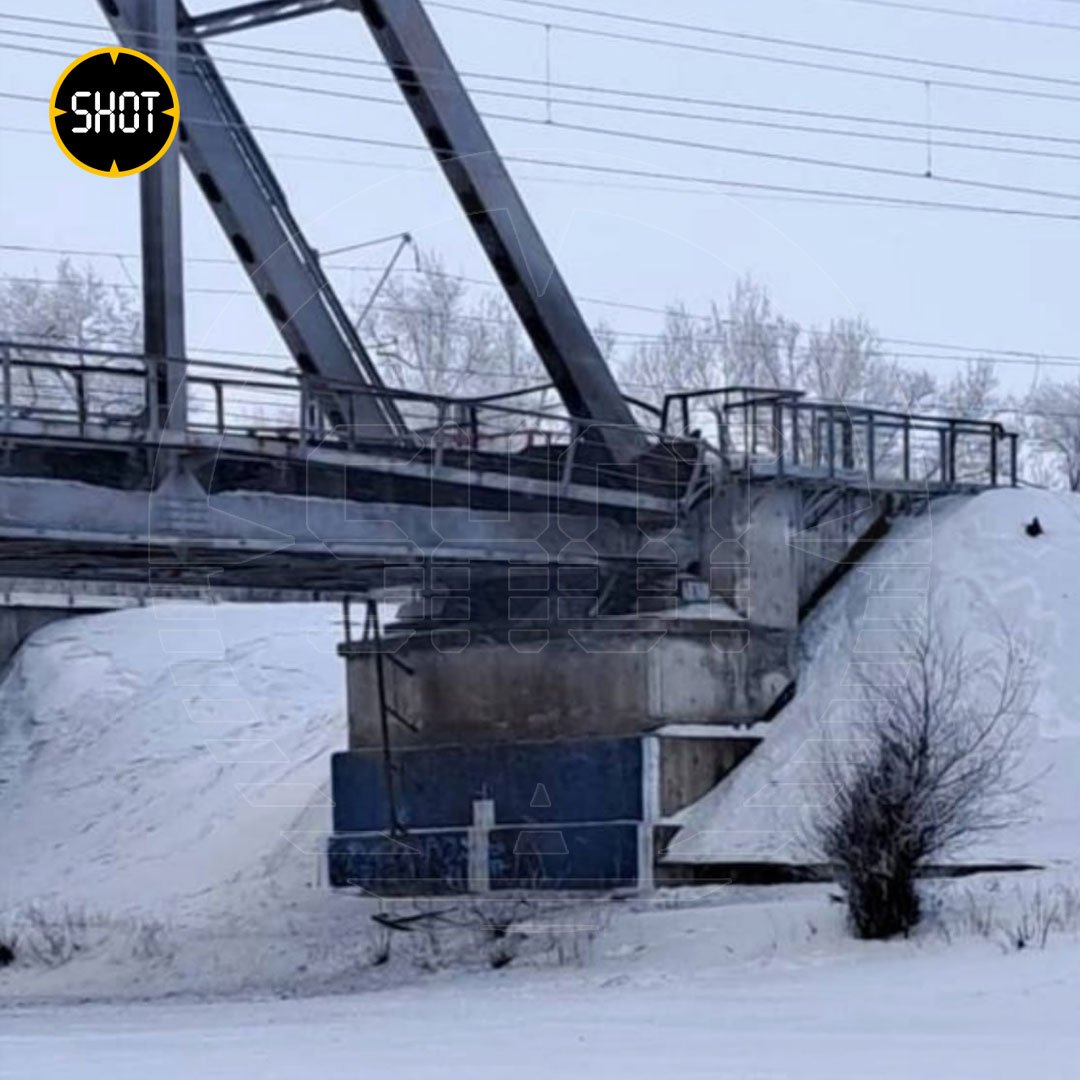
[4,0,1020,893]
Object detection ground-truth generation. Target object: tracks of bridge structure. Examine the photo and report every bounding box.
[0,343,1017,604]
[0,342,698,599]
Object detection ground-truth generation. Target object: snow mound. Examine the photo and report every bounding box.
[669,488,1080,869]
[3,488,1078,917]
[0,602,350,915]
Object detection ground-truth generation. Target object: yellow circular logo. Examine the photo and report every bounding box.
[49,47,179,178]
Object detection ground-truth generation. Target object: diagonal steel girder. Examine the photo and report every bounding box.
[96,0,404,436]
[182,0,340,37]
[138,0,647,460]
[355,0,647,463]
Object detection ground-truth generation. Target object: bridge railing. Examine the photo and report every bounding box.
[0,342,1017,490]
[660,386,1018,489]
[0,341,696,498]
[0,341,567,446]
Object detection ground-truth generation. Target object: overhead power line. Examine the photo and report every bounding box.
[498,113,1080,206]
[17,47,1050,200]
[6,83,1080,224]
[14,19,1080,162]
[431,0,1080,105]
[461,0,1080,85]
[0,117,988,214]
[7,18,1080,151]
[6,8,1080,108]
[211,71,1080,169]
[826,0,1080,33]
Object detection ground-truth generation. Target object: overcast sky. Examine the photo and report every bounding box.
[3,0,1079,396]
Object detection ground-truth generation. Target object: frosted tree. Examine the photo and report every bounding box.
[942,359,998,419]
[619,303,720,406]
[933,359,1002,483]
[620,276,803,410]
[804,317,879,403]
[712,277,803,389]
[620,278,940,413]
[1023,378,1080,491]
[0,258,142,417]
[354,251,547,443]
[0,258,140,352]
[801,316,933,412]
[355,252,540,396]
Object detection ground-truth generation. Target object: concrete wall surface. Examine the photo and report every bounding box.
[0,606,89,671]
[345,624,794,749]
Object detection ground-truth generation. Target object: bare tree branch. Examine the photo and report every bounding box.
[810,615,1035,939]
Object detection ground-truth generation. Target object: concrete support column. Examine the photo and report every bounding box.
[745,485,800,631]
[468,798,494,894]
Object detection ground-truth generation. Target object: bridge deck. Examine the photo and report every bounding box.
[0,344,1017,599]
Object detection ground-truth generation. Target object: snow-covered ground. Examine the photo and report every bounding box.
[0,602,349,915]
[0,601,395,1002]
[2,489,1080,1076]
[671,487,1080,869]
[3,883,1080,1079]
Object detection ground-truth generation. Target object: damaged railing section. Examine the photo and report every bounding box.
[0,339,559,446]
[661,386,1018,489]
[0,340,699,501]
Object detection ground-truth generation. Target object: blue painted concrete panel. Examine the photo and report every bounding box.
[326,822,642,893]
[490,823,640,891]
[331,752,393,834]
[332,737,644,833]
[327,830,469,894]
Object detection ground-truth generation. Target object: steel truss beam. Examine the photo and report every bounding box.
[139,0,187,430]
[356,0,646,463]
[97,0,403,435]
[101,0,645,456]
[183,0,338,38]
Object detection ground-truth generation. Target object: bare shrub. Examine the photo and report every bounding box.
[128,918,174,964]
[812,622,1034,940]
[949,886,1000,942]
[0,905,178,970]
[938,881,1080,951]
[1005,887,1062,951]
[997,884,1080,952]
[16,904,92,967]
[498,901,612,968]
[370,896,611,972]
[1054,881,1080,928]
[455,898,535,970]
[366,899,466,973]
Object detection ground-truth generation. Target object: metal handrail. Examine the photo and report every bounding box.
[0,339,698,501]
[0,341,1018,491]
[659,384,1018,488]
[0,339,587,431]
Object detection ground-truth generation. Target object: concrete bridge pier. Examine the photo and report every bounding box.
[0,608,72,671]
[326,475,908,896]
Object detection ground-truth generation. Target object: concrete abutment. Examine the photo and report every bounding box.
[329,477,910,894]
